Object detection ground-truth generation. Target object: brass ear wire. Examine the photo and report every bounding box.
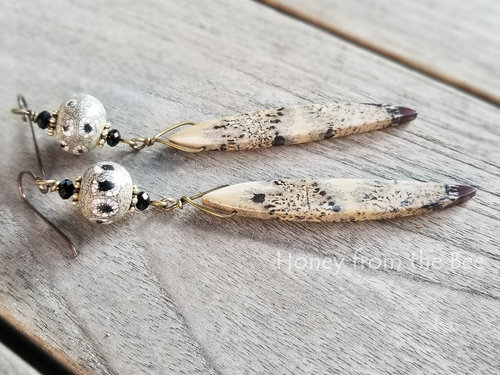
[150,185,236,218]
[120,121,205,152]
[14,95,78,258]
[18,171,78,258]
[13,95,47,178]
[11,95,37,121]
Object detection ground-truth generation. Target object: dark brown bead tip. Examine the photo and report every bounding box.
[449,185,476,206]
[393,107,418,125]
[456,185,476,204]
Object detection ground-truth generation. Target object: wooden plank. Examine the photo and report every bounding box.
[0,0,499,374]
[259,0,500,106]
[0,342,41,375]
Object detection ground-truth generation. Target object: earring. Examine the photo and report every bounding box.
[12,94,417,155]
[15,94,474,258]
[19,159,475,257]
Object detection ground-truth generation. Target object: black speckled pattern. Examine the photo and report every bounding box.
[169,103,415,151]
[202,179,474,222]
[79,162,133,224]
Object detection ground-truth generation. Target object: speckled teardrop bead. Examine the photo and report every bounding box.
[78,162,133,224]
[168,103,417,151]
[202,179,475,222]
[55,94,107,155]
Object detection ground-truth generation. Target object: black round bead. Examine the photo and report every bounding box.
[58,179,75,200]
[106,129,121,147]
[136,191,151,211]
[36,111,52,129]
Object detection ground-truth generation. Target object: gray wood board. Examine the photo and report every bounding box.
[0,0,499,374]
[262,0,500,103]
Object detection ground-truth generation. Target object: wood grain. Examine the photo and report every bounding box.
[0,0,499,374]
[260,0,500,106]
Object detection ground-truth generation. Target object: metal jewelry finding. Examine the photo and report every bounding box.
[120,121,204,152]
[17,159,235,258]
[12,93,420,156]
[12,94,204,155]
[150,186,235,218]
[15,95,78,258]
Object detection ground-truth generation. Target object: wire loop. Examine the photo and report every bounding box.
[151,186,236,218]
[35,179,61,193]
[121,121,205,152]
[11,107,37,121]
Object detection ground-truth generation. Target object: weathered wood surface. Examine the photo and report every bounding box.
[0,0,499,374]
[0,342,41,375]
[261,0,500,105]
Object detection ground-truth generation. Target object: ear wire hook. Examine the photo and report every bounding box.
[18,171,78,258]
[13,95,47,179]
[14,95,78,258]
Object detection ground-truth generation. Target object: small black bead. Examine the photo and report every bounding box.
[36,111,52,129]
[136,191,151,211]
[58,179,75,200]
[106,129,121,147]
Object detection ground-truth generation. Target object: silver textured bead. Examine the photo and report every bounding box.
[79,162,133,224]
[55,94,106,155]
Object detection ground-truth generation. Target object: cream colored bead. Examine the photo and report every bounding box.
[202,179,474,222]
[169,103,415,151]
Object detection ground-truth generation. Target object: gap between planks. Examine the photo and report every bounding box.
[0,310,87,375]
[256,0,500,107]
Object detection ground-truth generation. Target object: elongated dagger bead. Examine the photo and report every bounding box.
[202,179,475,222]
[169,103,417,151]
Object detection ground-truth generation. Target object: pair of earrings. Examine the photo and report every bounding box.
[13,94,475,257]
